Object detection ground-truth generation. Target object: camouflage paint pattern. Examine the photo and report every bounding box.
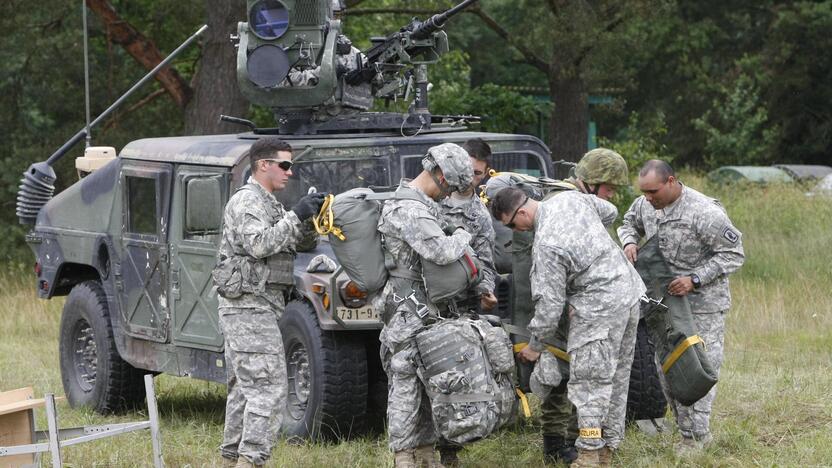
[529,191,645,450]
[422,143,474,193]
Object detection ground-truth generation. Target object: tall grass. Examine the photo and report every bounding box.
[1,179,830,466]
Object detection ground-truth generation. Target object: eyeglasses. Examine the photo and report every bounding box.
[506,196,529,229]
[262,159,293,171]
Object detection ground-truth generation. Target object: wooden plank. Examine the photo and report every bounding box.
[0,387,35,466]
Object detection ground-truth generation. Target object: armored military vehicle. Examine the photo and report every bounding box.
[16,0,665,440]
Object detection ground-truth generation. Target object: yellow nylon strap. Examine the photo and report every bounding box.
[514,388,532,418]
[312,194,345,240]
[662,335,704,374]
[513,342,571,363]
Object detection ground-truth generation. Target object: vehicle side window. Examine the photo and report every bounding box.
[126,176,158,236]
[184,175,224,242]
[490,152,547,177]
[402,151,548,179]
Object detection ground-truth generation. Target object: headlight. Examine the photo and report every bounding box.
[339,280,368,308]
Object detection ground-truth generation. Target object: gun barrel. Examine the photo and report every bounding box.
[411,0,478,40]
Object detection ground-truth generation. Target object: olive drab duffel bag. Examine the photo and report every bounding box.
[322,187,484,299]
[415,317,516,444]
[421,246,483,303]
[635,236,718,406]
[322,187,421,293]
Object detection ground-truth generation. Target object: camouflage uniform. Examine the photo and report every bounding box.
[375,180,472,451]
[529,191,645,451]
[215,177,310,465]
[617,184,744,439]
[440,191,497,310]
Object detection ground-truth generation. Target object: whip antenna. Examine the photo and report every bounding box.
[82,1,91,148]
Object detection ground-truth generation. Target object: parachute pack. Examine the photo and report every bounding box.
[635,236,718,405]
[415,316,516,444]
[318,187,481,299]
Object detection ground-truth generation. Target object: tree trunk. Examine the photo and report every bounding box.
[86,0,191,108]
[184,0,249,135]
[548,66,588,163]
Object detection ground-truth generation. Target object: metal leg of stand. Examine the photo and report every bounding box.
[44,394,62,468]
[145,374,164,468]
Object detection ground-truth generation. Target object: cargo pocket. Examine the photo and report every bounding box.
[221,311,282,354]
[568,327,613,382]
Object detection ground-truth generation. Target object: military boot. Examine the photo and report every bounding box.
[598,446,613,466]
[221,456,237,468]
[438,445,461,467]
[234,457,262,468]
[571,448,602,468]
[675,433,713,456]
[394,449,418,468]
[543,435,578,465]
[414,445,445,468]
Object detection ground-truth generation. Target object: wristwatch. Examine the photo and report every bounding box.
[690,274,701,289]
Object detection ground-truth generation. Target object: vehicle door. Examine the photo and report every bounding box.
[117,161,172,343]
[168,166,228,351]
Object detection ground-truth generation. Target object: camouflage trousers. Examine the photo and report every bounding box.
[379,298,438,452]
[218,305,288,465]
[568,302,639,450]
[657,311,726,439]
[541,380,578,439]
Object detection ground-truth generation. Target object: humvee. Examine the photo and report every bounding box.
[17,0,665,440]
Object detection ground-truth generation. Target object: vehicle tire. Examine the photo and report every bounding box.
[364,335,388,435]
[626,319,668,420]
[59,281,145,413]
[279,300,368,440]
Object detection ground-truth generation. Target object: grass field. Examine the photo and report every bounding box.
[1,179,831,467]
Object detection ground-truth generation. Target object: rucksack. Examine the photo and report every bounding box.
[415,317,516,444]
[326,187,481,297]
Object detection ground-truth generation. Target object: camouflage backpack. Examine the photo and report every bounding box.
[415,317,516,444]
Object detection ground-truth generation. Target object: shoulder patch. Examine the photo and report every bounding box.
[722,227,739,243]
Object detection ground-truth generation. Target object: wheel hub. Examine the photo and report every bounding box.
[71,319,97,392]
[286,341,311,420]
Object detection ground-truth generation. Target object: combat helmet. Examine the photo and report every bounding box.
[422,143,474,194]
[575,148,630,186]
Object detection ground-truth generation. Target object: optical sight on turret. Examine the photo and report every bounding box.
[235,0,478,134]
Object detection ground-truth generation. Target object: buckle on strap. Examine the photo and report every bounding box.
[405,293,430,319]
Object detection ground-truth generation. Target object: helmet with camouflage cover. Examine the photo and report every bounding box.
[575,148,630,186]
[422,143,473,193]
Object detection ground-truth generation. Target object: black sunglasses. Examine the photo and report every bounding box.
[262,159,294,171]
[506,196,529,229]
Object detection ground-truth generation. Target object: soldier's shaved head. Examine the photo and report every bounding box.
[639,159,675,182]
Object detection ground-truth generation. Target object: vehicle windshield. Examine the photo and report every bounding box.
[275,156,391,207]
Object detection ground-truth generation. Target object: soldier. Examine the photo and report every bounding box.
[491,186,645,468]
[436,140,498,466]
[212,137,326,468]
[487,148,630,465]
[374,143,474,468]
[617,159,744,453]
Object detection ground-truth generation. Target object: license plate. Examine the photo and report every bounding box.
[335,306,379,321]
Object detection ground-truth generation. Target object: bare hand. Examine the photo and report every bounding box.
[668,276,694,296]
[517,346,541,363]
[624,243,639,263]
[480,292,497,311]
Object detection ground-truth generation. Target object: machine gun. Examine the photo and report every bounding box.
[346,0,478,114]
[234,0,478,134]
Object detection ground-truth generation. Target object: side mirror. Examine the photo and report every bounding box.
[186,176,223,235]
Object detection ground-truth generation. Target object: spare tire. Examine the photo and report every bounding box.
[626,319,667,420]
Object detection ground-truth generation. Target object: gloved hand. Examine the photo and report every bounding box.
[443,223,466,236]
[291,192,327,221]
